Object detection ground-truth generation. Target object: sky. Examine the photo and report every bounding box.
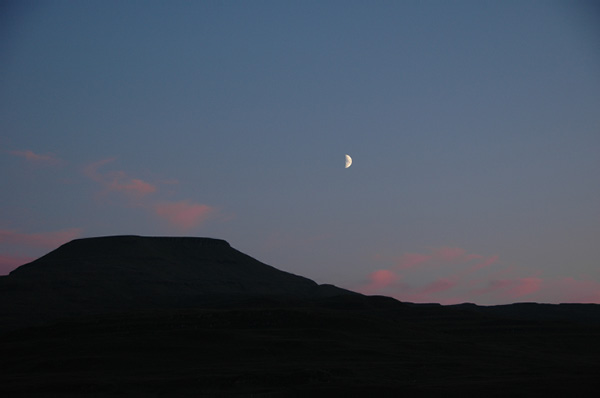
[1,0,599,305]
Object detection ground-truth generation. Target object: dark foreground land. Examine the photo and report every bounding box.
[2,297,600,397]
[1,236,599,396]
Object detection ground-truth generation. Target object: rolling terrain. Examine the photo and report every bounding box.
[1,236,599,396]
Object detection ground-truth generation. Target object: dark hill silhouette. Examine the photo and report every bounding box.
[1,236,600,395]
[0,235,356,329]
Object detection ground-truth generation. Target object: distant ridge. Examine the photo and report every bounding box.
[0,235,357,329]
[3,236,599,333]
[2,237,600,395]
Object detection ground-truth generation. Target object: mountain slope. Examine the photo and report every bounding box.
[2,236,600,395]
[0,235,356,329]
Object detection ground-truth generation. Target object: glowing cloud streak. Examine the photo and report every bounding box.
[154,200,214,231]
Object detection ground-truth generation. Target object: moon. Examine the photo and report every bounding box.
[345,154,352,168]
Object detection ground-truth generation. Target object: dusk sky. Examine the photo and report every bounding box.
[1,0,599,305]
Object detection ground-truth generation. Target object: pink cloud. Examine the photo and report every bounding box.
[435,247,466,262]
[396,252,432,269]
[10,150,61,164]
[0,254,35,275]
[0,228,81,274]
[552,277,600,303]
[0,228,82,249]
[360,245,600,304]
[470,277,543,300]
[359,269,399,294]
[154,200,214,230]
[361,246,502,302]
[471,279,514,296]
[416,277,458,295]
[470,255,499,272]
[108,176,157,196]
[83,158,116,182]
[82,159,224,230]
[475,275,599,303]
[83,158,157,198]
[507,277,542,298]
[371,269,397,286]
[394,247,497,272]
[394,277,461,304]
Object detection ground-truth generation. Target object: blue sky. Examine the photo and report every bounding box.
[1,0,599,304]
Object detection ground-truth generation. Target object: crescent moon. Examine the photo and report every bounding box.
[345,154,352,168]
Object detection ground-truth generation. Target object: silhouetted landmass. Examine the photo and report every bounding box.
[0,236,356,330]
[1,236,599,396]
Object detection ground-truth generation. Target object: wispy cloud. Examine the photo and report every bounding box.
[471,277,543,299]
[417,277,458,296]
[83,158,220,231]
[505,277,543,298]
[0,228,82,248]
[108,174,157,197]
[358,246,599,304]
[154,200,214,231]
[395,252,432,270]
[394,247,497,271]
[469,255,499,272]
[361,269,399,295]
[397,277,462,304]
[83,158,157,198]
[10,150,62,165]
[548,277,600,303]
[83,158,116,182]
[357,247,501,303]
[0,228,82,275]
[0,254,35,275]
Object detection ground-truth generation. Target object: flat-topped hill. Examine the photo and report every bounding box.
[0,235,356,329]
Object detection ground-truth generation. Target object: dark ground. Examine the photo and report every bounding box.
[2,237,599,396]
[2,297,599,397]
